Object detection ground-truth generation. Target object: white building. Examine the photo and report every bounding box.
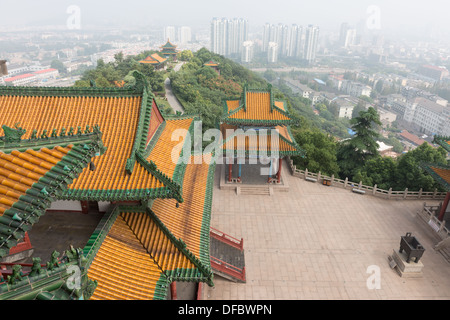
[4,73,37,86]
[404,97,450,136]
[178,26,192,45]
[241,41,254,63]
[164,26,176,42]
[341,80,372,98]
[267,42,278,63]
[331,96,359,119]
[32,68,59,80]
[303,25,319,63]
[210,17,248,57]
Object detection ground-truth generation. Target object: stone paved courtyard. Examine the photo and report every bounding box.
[204,162,450,300]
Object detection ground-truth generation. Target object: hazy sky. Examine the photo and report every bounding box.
[1,0,449,37]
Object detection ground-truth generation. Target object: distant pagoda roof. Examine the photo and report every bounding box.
[139,53,167,65]
[160,39,178,55]
[204,60,219,67]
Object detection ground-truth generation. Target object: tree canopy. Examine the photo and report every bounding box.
[337,107,381,180]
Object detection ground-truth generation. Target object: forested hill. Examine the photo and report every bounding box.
[73,47,448,192]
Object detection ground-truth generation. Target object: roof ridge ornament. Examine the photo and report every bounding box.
[123,70,150,93]
[1,123,26,142]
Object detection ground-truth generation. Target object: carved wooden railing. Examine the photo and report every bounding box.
[210,256,246,283]
[210,227,244,251]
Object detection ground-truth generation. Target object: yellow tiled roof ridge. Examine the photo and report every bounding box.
[125,87,160,174]
[0,129,105,258]
[221,84,295,125]
[145,206,214,285]
[86,209,170,300]
[135,152,183,203]
[120,211,198,281]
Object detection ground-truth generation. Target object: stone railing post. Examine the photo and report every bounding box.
[388,188,392,199]
[331,174,334,186]
[344,177,348,188]
[304,168,308,180]
[317,171,321,182]
[418,188,422,199]
[403,188,408,199]
[373,184,377,195]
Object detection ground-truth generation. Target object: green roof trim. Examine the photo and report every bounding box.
[0,130,105,258]
[198,153,216,275]
[146,206,214,286]
[433,135,450,152]
[0,84,141,98]
[0,248,97,300]
[420,162,450,191]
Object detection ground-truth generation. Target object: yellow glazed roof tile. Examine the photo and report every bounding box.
[0,95,164,192]
[151,154,211,259]
[0,145,73,216]
[88,216,165,300]
[147,118,192,179]
[226,92,291,122]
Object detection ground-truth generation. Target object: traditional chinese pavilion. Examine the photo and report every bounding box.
[160,39,178,61]
[421,135,450,222]
[139,53,167,70]
[0,71,216,300]
[203,60,220,75]
[220,84,304,184]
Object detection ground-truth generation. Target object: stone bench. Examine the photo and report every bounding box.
[352,188,365,195]
[305,177,317,183]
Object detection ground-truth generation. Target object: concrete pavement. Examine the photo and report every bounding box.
[204,161,450,300]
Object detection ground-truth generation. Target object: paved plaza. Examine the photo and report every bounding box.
[204,162,450,300]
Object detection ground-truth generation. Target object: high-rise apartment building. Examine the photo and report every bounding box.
[210,18,248,57]
[339,23,356,48]
[164,26,176,42]
[178,26,192,45]
[303,25,319,63]
[241,41,254,63]
[267,42,278,63]
[263,23,305,59]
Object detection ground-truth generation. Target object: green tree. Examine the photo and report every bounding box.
[394,143,447,191]
[50,60,66,74]
[337,107,381,179]
[353,156,397,189]
[291,128,339,176]
[179,50,194,62]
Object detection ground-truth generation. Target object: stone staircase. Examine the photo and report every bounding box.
[209,228,246,283]
[237,186,271,196]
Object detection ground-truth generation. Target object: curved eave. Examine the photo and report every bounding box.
[0,140,104,258]
[421,162,450,191]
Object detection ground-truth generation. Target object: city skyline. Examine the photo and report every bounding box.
[1,0,450,41]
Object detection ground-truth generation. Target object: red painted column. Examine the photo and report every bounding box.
[277,158,282,183]
[170,282,177,300]
[438,192,450,221]
[80,201,89,214]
